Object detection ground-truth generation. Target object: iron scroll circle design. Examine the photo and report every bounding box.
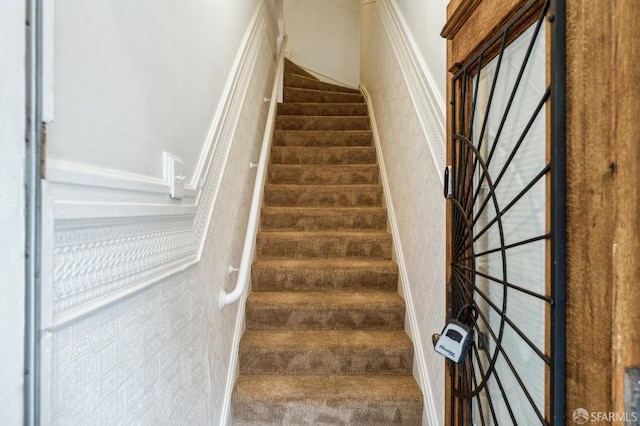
[448,134,508,400]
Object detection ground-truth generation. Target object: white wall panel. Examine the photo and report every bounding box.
[46,0,261,181]
[392,0,448,101]
[0,1,26,424]
[284,0,360,88]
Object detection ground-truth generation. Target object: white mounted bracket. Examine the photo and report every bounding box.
[163,151,186,199]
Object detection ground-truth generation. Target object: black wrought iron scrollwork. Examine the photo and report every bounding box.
[446,0,566,424]
[449,134,508,401]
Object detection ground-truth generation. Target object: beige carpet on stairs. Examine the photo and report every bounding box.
[231,59,423,425]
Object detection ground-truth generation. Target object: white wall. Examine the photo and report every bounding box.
[47,0,263,181]
[393,0,448,100]
[360,1,446,424]
[284,0,360,88]
[40,1,278,424]
[0,1,26,424]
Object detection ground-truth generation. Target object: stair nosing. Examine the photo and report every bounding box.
[246,291,404,308]
[274,129,372,133]
[258,230,392,236]
[261,206,386,211]
[278,102,367,106]
[276,115,370,119]
[232,375,423,402]
[284,86,362,95]
[240,329,412,348]
[264,183,382,187]
[271,145,375,149]
[284,74,361,94]
[268,164,379,168]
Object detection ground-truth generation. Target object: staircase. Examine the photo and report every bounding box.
[231,60,423,425]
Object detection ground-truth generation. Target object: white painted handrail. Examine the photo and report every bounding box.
[219,35,288,309]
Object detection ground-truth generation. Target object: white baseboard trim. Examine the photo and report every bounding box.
[219,294,247,426]
[362,84,440,426]
[41,0,271,331]
[377,0,446,186]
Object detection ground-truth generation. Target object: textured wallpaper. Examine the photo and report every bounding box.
[47,271,213,425]
[199,29,276,422]
[360,2,446,424]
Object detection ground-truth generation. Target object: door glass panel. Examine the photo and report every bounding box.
[446,0,564,420]
[472,22,546,425]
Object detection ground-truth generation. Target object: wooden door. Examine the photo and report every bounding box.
[441,0,565,424]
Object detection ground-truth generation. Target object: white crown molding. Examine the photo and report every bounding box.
[46,157,198,201]
[41,1,271,331]
[362,84,440,426]
[377,0,446,185]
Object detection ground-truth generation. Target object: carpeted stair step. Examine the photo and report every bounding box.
[239,330,413,375]
[251,259,399,292]
[260,207,387,231]
[232,58,423,425]
[284,73,360,94]
[278,102,368,116]
[284,59,318,80]
[275,115,371,131]
[263,184,383,207]
[245,291,405,330]
[268,164,379,185]
[284,87,365,103]
[274,130,372,147]
[256,231,393,260]
[231,375,423,425]
[270,146,377,165]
